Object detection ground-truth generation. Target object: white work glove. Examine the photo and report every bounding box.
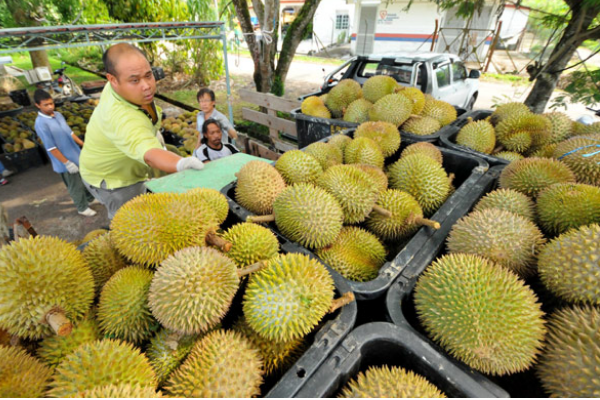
[64,160,79,174]
[176,157,204,172]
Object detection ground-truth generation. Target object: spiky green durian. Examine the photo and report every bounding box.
[235,160,286,215]
[397,86,426,114]
[420,99,457,127]
[369,93,413,126]
[362,75,398,103]
[83,232,128,296]
[243,253,335,342]
[48,339,157,397]
[447,208,546,277]
[82,229,108,244]
[301,96,325,115]
[98,266,157,344]
[537,305,600,397]
[149,247,239,335]
[401,115,442,136]
[222,223,280,268]
[275,150,323,185]
[328,134,352,153]
[325,79,362,118]
[0,236,94,340]
[387,154,451,216]
[473,188,536,222]
[316,226,386,282]
[306,104,332,119]
[0,345,53,397]
[538,224,600,305]
[184,188,229,224]
[355,164,388,193]
[38,317,101,369]
[414,253,546,376]
[536,183,600,235]
[344,137,385,168]
[354,121,400,157]
[146,329,197,386]
[544,111,573,144]
[456,119,496,154]
[499,157,576,198]
[304,142,343,170]
[74,384,162,398]
[164,329,263,398]
[490,102,530,126]
[571,121,600,136]
[339,365,446,398]
[401,142,443,164]
[529,143,557,158]
[553,135,600,186]
[494,151,524,162]
[495,113,551,153]
[343,98,373,123]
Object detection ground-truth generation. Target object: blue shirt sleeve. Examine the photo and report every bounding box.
[35,118,57,151]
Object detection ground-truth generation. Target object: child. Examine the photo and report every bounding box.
[34,89,97,217]
[195,88,238,149]
[193,119,239,163]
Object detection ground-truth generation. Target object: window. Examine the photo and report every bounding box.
[436,64,451,88]
[336,14,349,30]
[452,62,467,81]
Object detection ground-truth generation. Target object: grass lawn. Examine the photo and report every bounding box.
[239,49,346,66]
[480,72,530,86]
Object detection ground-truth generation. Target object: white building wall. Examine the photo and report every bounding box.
[312,0,355,47]
[499,5,529,39]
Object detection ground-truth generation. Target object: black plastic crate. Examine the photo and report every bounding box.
[162,130,185,146]
[221,134,488,300]
[0,145,44,173]
[439,110,510,167]
[294,322,509,398]
[0,105,24,118]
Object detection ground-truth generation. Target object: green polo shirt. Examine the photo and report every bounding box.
[80,84,163,189]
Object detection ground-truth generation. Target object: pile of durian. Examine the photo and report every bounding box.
[301,75,458,135]
[235,124,460,283]
[0,102,21,112]
[405,153,600,397]
[0,188,354,397]
[453,101,600,163]
[162,111,199,154]
[0,115,36,153]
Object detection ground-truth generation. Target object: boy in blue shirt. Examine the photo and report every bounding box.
[34,89,96,217]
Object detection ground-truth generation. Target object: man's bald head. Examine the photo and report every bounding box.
[103,43,147,77]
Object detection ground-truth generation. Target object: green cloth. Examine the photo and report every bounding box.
[79,84,163,189]
[145,152,266,193]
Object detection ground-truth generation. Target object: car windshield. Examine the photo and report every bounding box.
[358,61,419,85]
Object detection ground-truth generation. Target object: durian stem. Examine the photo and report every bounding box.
[205,231,232,253]
[408,214,440,230]
[409,114,422,119]
[247,214,276,223]
[9,335,20,347]
[448,173,455,186]
[165,331,184,350]
[329,292,355,313]
[237,261,266,277]
[45,308,72,336]
[493,145,505,153]
[372,205,393,218]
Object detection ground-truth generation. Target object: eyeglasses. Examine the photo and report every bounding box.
[198,99,213,103]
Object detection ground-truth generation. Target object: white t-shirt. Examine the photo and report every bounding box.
[193,142,239,162]
[197,109,234,144]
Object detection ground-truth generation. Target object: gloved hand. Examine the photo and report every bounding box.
[176,157,204,172]
[64,160,79,174]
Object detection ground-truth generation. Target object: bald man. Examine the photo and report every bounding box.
[80,43,204,219]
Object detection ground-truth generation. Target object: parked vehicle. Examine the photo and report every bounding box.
[35,62,86,103]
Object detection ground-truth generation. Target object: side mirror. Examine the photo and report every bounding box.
[469,69,481,79]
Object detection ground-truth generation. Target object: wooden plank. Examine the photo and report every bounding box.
[242,108,297,137]
[273,140,297,153]
[248,140,281,161]
[239,89,300,113]
[267,108,279,141]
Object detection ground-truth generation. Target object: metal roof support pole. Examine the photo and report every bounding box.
[220,24,234,124]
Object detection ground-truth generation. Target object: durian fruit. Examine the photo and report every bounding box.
[495,113,551,153]
[544,111,573,144]
[366,189,440,242]
[317,164,386,224]
[494,151,524,162]
[74,384,162,398]
[184,188,229,224]
[369,93,413,127]
[98,266,157,344]
[325,79,362,118]
[536,183,600,235]
[400,142,443,165]
[275,150,323,185]
[304,142,343,170]
[164,329,263,398]
[401,115,441,136]
[343,98,373,123]
[490,102,530,126]
[301,96,325,115]
[37,317,101,369]
[0,345,53,397]
[455,118,496,154]
[355,164,388,193]
[0,236,94,339]
[316,226,386,282]
[82,228,108,243]
[83,232,128,296]
[233,317,305,377]
[243,253,339,342]
[235,160,286,215]
[420,99,457,127]
[553,135,600,186]
[362,75,398,103]
[222,222,280,268]
[571,121,600,136]
[328,134,352,153]
[149,247,240,335]
[414,253,546,376]
[344,137,385,168]
[537,224,600,305]
[473,188,536,222]
[529,143,557,158]
[387,154,451,216]
[499,157,576,198]
[354,121,401,158]
[447,208,545,277]
[537,305,600,397]
[306,104,331,119]
[397,86,426,114]
[146,329,197,386]
[339,365,446,398]
[248,183,343,250]
[48,339,157,397]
